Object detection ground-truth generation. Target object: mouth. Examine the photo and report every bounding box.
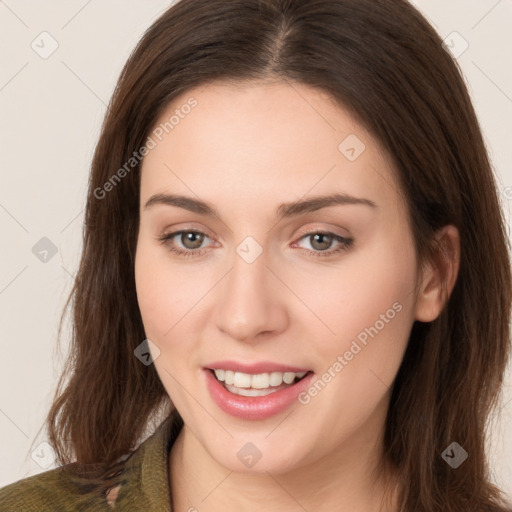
[203,365,316,420]
[206,368,314,397]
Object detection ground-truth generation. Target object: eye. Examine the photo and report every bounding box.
[156,229,354,259]
[292,231,354,258]
[156,230,213,257]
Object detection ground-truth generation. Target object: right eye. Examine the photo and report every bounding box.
[157,230,214,257]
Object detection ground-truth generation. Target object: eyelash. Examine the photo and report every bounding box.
[156,229,354,259]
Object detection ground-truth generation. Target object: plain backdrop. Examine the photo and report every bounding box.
[1,0,511,499]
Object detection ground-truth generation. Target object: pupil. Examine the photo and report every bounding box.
[183,232,203,249]
[311,233,331,251]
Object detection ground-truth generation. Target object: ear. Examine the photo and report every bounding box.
[414,224,460,323]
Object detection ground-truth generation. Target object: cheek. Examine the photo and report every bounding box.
[290,228,417,394]
[134,239,213,363]
[134,242,199,402]
[309,235,417,408]
[134,239,183,340]
[135,250,165,337]
[293,268,415,441]
[287,235,416,350]
[134,230,179,316]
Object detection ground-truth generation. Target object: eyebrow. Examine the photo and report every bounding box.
[144,192,377,220]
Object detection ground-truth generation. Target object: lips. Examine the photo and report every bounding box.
[203,362,315,420]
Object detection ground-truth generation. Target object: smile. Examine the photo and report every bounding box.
[211,369,309,396]
[204,368,315,420]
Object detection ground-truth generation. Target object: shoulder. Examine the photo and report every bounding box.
[0,464,110,511]
[0,412,183,512]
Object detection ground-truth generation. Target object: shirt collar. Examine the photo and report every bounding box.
[113,410,183,511]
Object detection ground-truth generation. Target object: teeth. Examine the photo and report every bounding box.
[224,383,280,396]
[213,369,307,389]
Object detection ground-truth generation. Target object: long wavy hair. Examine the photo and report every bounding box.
[42,0,511,510]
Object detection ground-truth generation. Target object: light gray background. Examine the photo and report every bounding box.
[1,0,511,499]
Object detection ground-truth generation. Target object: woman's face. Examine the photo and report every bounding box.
[135,80,425,474]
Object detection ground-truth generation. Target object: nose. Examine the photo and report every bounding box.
[215,244,289,343]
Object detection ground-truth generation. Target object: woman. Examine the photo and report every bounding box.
[1,0,510,510]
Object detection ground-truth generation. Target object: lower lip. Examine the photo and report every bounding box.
[204,368,315,420]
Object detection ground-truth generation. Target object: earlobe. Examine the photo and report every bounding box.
[414,225,460,323]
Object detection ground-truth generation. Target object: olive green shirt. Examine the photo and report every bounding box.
[0,414,182,511]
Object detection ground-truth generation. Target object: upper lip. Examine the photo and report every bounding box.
[205,360,312,374]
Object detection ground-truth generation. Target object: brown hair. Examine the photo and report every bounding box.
[42,0,511,510]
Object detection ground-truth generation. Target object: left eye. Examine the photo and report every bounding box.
[292,232,353,256]
[157,230,353,258]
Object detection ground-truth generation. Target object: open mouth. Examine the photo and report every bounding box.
[207,368,313,397]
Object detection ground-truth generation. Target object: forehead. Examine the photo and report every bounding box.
[140,80,403,213]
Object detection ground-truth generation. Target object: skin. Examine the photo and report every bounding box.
[134,80,460,512]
